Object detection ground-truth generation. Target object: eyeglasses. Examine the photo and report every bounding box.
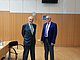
[30,19,33,20]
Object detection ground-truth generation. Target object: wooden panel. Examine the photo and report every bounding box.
[74,14,80,46]
[50,14,63,47]
[0,11,10,41]
[61,14,74,47]
[0,12,80,46]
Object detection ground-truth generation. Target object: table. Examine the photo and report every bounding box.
[0,41,10,59]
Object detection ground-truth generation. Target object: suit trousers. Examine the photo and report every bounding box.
[23,44,35,60]
[44,38,54,60]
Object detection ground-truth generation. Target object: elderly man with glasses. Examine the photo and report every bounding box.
[41,16,57,60]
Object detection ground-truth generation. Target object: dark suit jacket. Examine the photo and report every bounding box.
[22,23,36,46]
[41,22,57,44]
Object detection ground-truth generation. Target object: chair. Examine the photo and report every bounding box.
[8,41,24,60]
[1,57,5,60]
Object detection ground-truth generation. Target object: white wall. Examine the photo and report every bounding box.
[0,0,80,14]
[10,0,23,13]
[0,0,9,11]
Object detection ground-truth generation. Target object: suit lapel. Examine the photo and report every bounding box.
[26,23,30,30]
[44,23,47,30]
[27,23,35,35]
[45,22,52,30]
[26,23,32,35]
[48,22,52,32]
[32,24,35,29]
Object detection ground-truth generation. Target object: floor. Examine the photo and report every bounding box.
[5,47,80,60]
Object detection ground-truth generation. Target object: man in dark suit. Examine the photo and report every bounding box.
[41,16,57,60]
[22,16,36,60]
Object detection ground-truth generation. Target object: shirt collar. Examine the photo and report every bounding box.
[47,21,51,25]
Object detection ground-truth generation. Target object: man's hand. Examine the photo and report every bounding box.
[51,43,54,46]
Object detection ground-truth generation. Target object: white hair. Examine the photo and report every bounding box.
[28,16,34,20]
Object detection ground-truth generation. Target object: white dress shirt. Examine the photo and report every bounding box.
[44,22,51,37]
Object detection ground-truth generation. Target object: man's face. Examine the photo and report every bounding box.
[46,16,51,23]
[28,17,34,24]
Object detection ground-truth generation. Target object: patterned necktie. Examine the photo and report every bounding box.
[46,22,49,29]
[30,24,34,35]
[44,23,49,37]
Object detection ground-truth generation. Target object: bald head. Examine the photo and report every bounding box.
[46,16,51,22]
[28,16,34,24]
[46,16,51,19]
